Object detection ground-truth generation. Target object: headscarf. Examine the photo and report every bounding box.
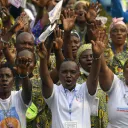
[71,30,80,40]
[76,44,92,64]
[74,0,89,9]
[109,17,128,32]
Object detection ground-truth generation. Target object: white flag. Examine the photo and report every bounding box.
[36,23,57,44]
[8,0,22,8]
[48,0,63,24]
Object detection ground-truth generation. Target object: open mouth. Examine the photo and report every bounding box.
[78,12,84,17]
[87,62,92,67]
[66,79,72,84]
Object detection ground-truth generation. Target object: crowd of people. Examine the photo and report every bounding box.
[0,0,128,128]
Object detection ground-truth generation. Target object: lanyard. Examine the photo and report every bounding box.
[64,88,76,121]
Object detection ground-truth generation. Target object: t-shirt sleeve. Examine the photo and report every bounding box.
[44,84,56,108]
[106,74,120,95]
[82,82,99,116]
[13,90,32,111]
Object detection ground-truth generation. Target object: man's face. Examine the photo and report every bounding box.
[16,34,34,52]
[0,68,14,93]
[59,61,80,90]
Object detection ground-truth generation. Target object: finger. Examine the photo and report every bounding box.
[60,14,64,23]
[67,9,70,18]
[97,31,100,41]
[91,40,95,46]
[64,10,67,19]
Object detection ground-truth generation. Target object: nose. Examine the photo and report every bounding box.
[66,72,71,77]
[2,75,7,81]
[86,55,92,60]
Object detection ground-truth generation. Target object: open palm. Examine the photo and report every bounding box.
[61,10,76,32]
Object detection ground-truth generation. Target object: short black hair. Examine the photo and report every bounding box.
[0,62,14,76]
[59,58,79,70]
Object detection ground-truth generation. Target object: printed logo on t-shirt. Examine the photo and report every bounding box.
[117,107,128,112]
[76,93,84,102]
[0,107,21,128]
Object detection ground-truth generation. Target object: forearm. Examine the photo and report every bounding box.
[21,77,32,105]
[50,49,64,84]
[40,58,53,98]
[87,56,101,95]
[2,31,14,42]
[63,31,73,59]
[3,48,15,65]
[99,54,114,91]
[54,49,64,71]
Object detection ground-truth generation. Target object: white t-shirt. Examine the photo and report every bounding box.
[0,90,30,128]
[107,75,128,128]
[45,82,99,128]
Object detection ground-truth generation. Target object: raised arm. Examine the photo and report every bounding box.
[50,27,65,83]
[99,53,114,92]
[87,30,105,95]
[61,9,76,60]
[36,42,53,99]
[14,56,35,105]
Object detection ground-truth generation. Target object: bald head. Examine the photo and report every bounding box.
[16,32,34,52]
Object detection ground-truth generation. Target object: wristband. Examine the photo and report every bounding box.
[19,72,29,79]
[92,54,101,60]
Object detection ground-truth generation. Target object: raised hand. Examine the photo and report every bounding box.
[32,0,50,8]
[14,56,34,76]
[87,20,103,41]
[0,0,10,7]
[91,30,106,58]
[53,27,63,50]
[0,6,10,22]
[61,9,76,32]
[9,12,29,33]
[85,2,101,23]
[36,42,48,59]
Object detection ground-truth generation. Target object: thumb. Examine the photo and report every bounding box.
[91,40,95,46]
[13,67,18,74]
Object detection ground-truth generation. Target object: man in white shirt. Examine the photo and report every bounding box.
[37,30,105,128]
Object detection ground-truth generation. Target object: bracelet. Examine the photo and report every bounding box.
[0,38,8,44]
[92,54,101,60]
[19,72,29,79]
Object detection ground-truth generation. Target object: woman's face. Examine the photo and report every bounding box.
[75,3,87,22]
[110,24,127,46]
[0,67,14,94]
[79,49,92,72]
[71,35,81,59]
[65,0,76,9]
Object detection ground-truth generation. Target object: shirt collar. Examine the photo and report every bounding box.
[60,83,81,93]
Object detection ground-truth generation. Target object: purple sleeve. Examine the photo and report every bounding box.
[31,20,43,40]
